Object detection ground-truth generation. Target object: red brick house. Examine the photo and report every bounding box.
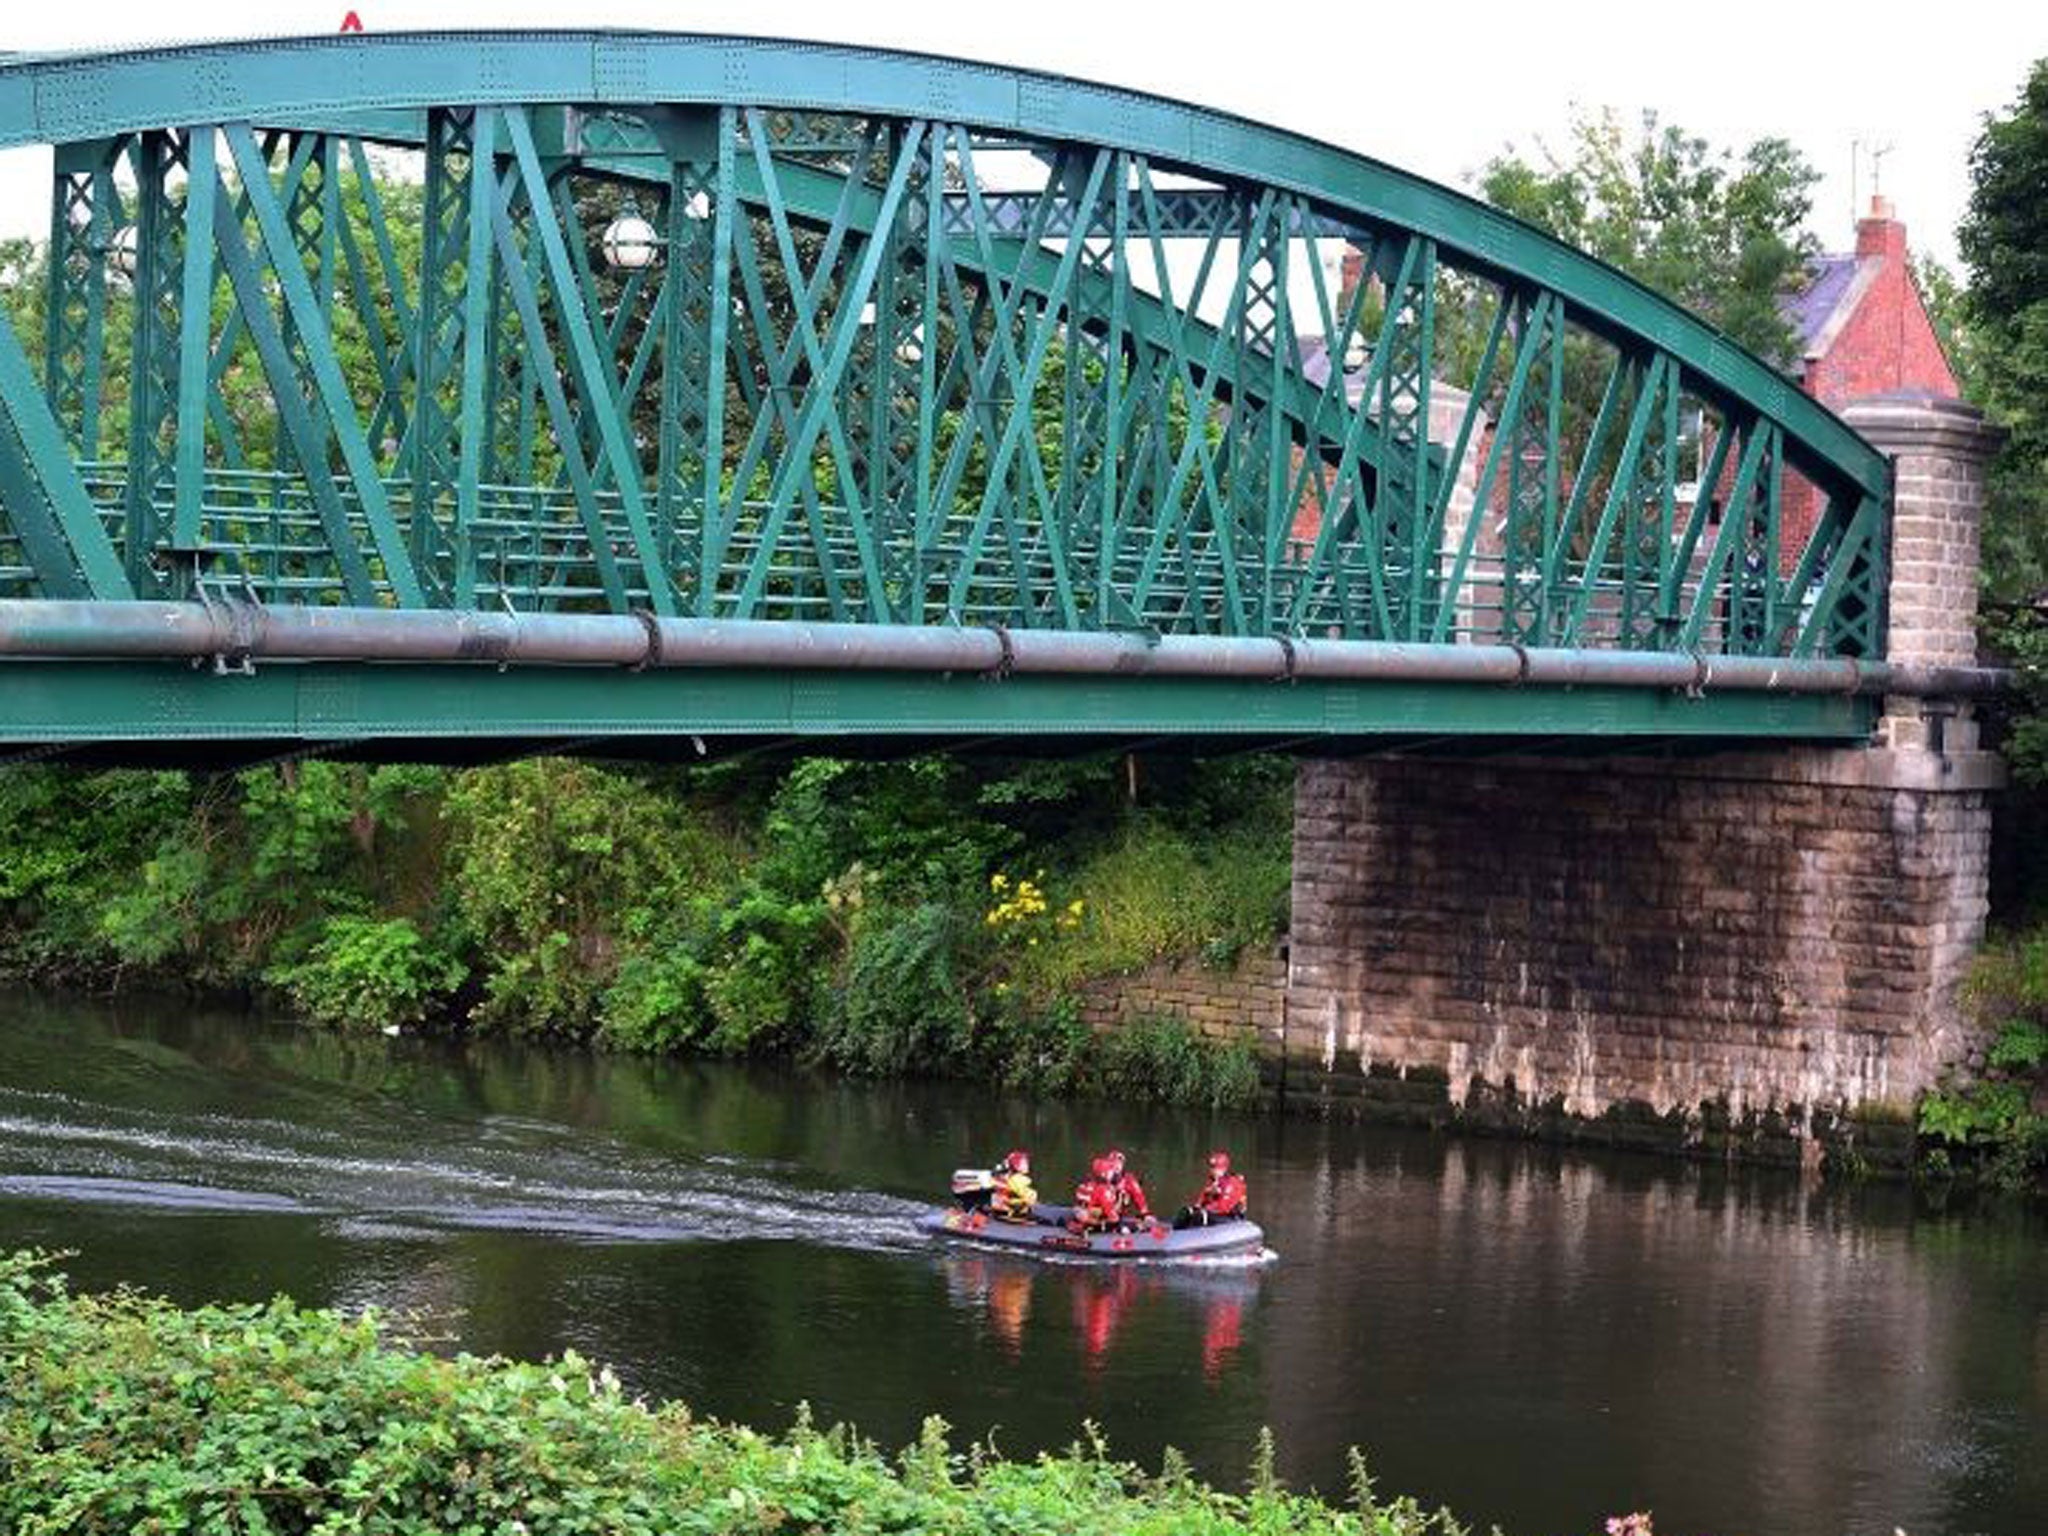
[1778,196,1958,547]
[1784,196,1957,406]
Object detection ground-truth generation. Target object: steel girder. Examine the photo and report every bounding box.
[0,32,1897,749]
[0,659,1872,754]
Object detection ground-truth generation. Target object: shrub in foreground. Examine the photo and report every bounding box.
[0,1252,1475,1536]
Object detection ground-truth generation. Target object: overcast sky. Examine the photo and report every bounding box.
[1,0,2043,272]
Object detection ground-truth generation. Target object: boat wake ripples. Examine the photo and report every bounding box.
[0,1086,929,1251]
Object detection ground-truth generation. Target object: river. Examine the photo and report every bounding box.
[1,994,2042,1535]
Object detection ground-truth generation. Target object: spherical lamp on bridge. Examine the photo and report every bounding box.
[107,223,140,280]
[599,213,662,271]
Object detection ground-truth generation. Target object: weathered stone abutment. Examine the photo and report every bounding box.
[1280,393,2005,1163]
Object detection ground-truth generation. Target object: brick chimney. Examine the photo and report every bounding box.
[1855,194,1908,264]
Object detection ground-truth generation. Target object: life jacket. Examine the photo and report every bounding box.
[1196,1171,1248,1217]
[1072,1178,1120,1229]
[1112,1169,1150,1220]
[994,1170,1036,1219]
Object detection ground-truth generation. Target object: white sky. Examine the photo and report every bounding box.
[0,0,2043,273]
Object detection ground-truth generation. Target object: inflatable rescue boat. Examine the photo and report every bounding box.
[917,1200,1265,1261]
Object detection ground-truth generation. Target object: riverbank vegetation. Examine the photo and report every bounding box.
[0,1250,1473,1536]
[1940,56,2048,1192]
[0,752,1282,1109]
[1920,943,2048,1192]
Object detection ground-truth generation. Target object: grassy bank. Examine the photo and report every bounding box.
[0,1251,1473,1536]
[0,754,1286,1110]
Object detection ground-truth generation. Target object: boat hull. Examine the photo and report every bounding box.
[917,1202,1263,1261]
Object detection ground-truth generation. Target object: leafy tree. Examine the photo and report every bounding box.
[755,757,1019,903]
[1914,254,1980,393]
[0,769,205,976]
[441,758,736,1035]
[1961,57,2048,601]
[1479,108,1819,367]
[812,901,975,1076]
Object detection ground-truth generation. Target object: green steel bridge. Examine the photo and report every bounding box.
[0,31,1970,761]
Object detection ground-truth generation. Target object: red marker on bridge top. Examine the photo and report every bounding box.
[339,9,364,31]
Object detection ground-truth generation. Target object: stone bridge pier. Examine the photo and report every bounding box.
[1281,393,2005,1162]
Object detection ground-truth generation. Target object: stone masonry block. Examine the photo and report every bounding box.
[1285,746,1996,1124]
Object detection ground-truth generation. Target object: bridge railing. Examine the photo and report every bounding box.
[5,456,1872,665]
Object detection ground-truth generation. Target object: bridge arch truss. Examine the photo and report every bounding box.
[0,32,1902,751]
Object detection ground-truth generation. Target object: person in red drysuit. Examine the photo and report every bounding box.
[1103,1148,1150,1228]
[1070,1156,1122,1232]
[1175,1150,1248,1228]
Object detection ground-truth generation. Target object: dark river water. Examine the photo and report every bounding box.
[2,994,2043,1535]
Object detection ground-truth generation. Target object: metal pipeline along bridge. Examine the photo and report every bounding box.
[0,31,1996,763]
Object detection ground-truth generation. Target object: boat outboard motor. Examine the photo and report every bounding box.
[951,1167,1000,1211]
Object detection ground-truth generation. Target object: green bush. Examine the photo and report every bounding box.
[1988,1017,2048,1072]
[1937,937,2048,1192]
[1011,819,1289,993]
[950,1000,1264,1111]
[267,915,464,1032]
[757,757,1018,904]
[97,840,211,969]
[601,945,716,1052]
[1085,1012,1265,1112]
[813,903,975,1076]
[1919,1080,2030,1144]
[1918,1080,2047,1193]
[1966,929,2048,1018]
[698,892,830,1054]
[1918,1032,2048,1195]
[0,769,200,977]
[444,759,743,1036]
[0,1252,1468,1536]
[967,992,1097,1094]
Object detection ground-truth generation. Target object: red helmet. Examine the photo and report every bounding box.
[1208,1151,1231,1174]
[1005,1149,1031,1172]
[1090,1156,1114,1180]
